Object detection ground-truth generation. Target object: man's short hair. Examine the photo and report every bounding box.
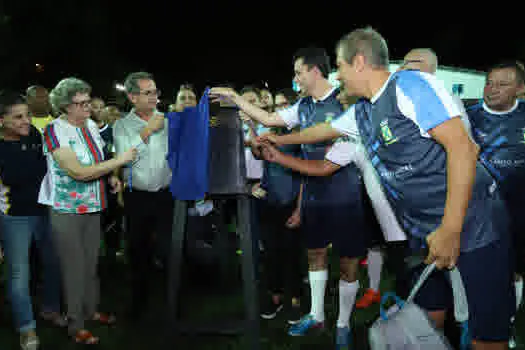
[0,90,26,117]
[26,85,48,98]
[124,72,154,94]
[293,47,331,78]
[240,85,260,97]
[336,27,389,69]
[488,61,525,85]
[275,88,298,105]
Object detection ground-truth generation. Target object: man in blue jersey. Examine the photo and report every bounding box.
[258,28,514,349]
[210,47,367,349]
[467,61,525,348]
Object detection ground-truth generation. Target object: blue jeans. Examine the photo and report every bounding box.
[0,214,61,332]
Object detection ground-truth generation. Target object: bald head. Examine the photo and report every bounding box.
[26,85,51,117]
[400,48,438,74]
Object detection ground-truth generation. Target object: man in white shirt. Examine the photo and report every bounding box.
[210,47,367,349]
[113,71,173,320]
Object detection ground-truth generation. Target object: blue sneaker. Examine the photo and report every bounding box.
[288,314,324,336]
[335,326,351,349]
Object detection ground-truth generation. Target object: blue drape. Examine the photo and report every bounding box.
[167,88,210,200]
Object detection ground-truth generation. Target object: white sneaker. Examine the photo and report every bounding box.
[509,319,518,349]
[20,333,39,350]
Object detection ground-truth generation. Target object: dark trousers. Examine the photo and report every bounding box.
[384,240,410,299]
[259,200,303,299]
[101,191,122,265]
[124,188,174,313]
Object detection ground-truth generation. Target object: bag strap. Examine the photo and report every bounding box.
[448,266,469,323]
[379,292,405,321]
[406,262,469,322]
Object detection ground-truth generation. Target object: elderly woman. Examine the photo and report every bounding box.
[38,78,137,345]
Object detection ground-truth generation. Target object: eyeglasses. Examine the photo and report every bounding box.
[401,59,423,68]
[139,89,161,97]
[71,99,92,108]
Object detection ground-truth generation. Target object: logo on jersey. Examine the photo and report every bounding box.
[299,112,307,127]
[522,128,525,143]
[209,116,220,127]
[324,112,336,123]
[475,130,487,141]
[380,119,398,145]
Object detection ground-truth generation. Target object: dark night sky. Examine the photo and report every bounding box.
[1,3,523,103]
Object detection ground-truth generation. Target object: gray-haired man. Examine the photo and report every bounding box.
[113,72,173,319]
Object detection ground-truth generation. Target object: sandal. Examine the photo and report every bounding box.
[91,312,116,325]
[39,311,68,327]
[72,330,99,345]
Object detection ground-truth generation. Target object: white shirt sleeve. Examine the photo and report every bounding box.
[276,101,300,129]
[112,120,127,156]
[113,118,143,156]
[396,71,462,137]
[330,105,360,141]
[87,119,105,150]
[325,141,358,167]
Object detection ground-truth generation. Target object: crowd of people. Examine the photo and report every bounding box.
[0,26,524,350]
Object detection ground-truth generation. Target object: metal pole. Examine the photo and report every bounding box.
[236,195,260,350]
[167,199,188,328]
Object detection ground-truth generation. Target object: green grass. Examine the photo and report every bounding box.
[0,252,524,349]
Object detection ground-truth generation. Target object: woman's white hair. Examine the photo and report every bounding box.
[49,77,91,114]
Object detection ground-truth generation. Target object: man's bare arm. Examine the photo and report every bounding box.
[429,117,478,233]
[265,147,341,177]
[263,123,343,146]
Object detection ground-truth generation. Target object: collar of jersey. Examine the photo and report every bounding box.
[482,100,519,116]
[370,73,394,104]
[312,87,337,103]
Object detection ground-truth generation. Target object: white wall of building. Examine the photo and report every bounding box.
[389,63,486,99]
[328,64,487,100]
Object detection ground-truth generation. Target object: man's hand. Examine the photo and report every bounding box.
[108,175,122,194]
[118,147,138,165]
[260,142,282,163]
[425,225,461,269]
[147,114,165,133]
[286,207,301,229]
[256,133,280,146]
[209,87,239,104]
[251,182,266,199]
[240,112,250,122]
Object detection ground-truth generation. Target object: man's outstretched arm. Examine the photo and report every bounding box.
[209,87,287,127]
[261,143,341,176]
[261,122,343,146]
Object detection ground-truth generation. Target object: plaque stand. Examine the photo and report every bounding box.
[166,105,259,349]
[166,197,260,349]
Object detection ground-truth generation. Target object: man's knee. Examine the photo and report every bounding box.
[339,256,359,282]
[307,248,327,270]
